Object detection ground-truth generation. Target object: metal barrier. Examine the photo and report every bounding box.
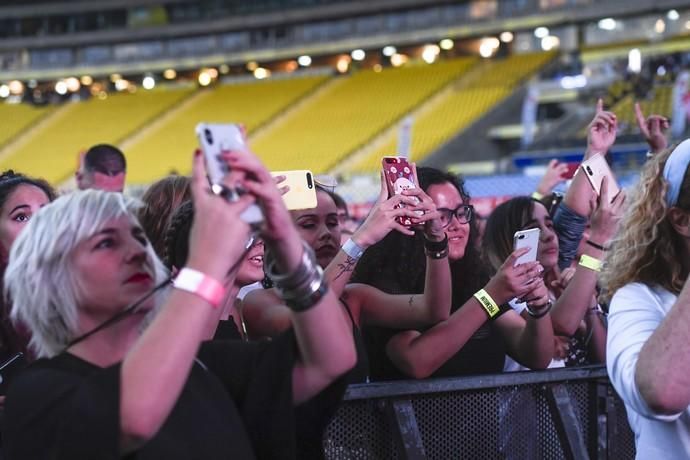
[324,366,635,460]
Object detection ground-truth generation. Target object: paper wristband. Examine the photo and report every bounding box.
[579,254,603,272]
[473,289,500,319]
[173,268,226,308]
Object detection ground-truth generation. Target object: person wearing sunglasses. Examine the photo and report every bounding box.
[353,167,554,381]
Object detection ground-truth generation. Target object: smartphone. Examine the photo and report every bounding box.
[271,170,317,210]
[513,228,540,267]
[580,153,620,199]
[195,122,263,225]
[382,156,420,226]
[0,352,26,395]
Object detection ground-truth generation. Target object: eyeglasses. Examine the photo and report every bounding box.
[438,205,473,228]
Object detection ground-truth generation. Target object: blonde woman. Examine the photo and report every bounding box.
[604,140,690,459]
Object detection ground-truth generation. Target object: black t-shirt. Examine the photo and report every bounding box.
[2,332,327,460]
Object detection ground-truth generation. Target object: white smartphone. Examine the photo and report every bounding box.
[271,170,317,210]
[195,122,263,225]
[579,153,620,200]
[513,228,540,267]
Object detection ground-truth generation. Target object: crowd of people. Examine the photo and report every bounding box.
[0,97,687,459]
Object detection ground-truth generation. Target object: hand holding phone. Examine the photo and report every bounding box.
[513,228,540,267]
[270,170,317,210]
[195,123,263,225]
[381,156,421,226]
[580,153,620,200]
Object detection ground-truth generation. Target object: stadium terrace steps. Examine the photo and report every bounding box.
[249,57,477,173]
[125,75,330,184]
[342,52,555,174]
[0,88,194,184]
[0,103,57,160]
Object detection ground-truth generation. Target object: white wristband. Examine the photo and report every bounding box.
[172,268,225,308]
[341,238,364,260]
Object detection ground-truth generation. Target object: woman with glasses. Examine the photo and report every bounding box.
[243,169,453,383]
[353,167,553,380]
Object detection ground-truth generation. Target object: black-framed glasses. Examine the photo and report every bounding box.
[438,205,473,228]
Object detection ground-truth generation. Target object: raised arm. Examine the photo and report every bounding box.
[225,150,355,404]
[551,177,625,336]
[635,102,669,155]
[386,250,551,379]
[119,152,256,448]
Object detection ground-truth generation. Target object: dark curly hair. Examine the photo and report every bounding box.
[0,170,56,215]
[352,167,487,309]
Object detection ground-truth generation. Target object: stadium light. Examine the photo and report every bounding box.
[541,36,560,51]
[246,61,259,71]
[219,64,230,74]
[390,53,408,67]
[382,46,397,57]
[163,69,177,80]
[298,55,312,67]
[55,81,68,95]
[439,39,454,50]
[655,19,666,34]
[628,48,642,73]
[80,75,93,85]
[422,45,440,64]
[142,76,155,90]
[336,56,351,73]
[65,77,80,92]
[598,18,617,31]
[110,73,122,83]
[8,80,23,95]
[351,49,366,61]
[198,71,212,86]
[254,67,270,79]
[668,9,680,21]
[0,85,9,98]
[534,27,549,39]
[500,32,514,43]
[479,37,500,58]
[115,79,129,91]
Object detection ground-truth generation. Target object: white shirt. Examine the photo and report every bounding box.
[607,282,690,459]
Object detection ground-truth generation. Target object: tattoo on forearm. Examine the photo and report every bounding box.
[334,256,357,281]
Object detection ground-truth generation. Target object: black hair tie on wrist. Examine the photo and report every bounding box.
[424,233,448,252]
[586,240,608,251]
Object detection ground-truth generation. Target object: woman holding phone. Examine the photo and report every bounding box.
[242,162,453,383]
[352,167,554,380]
[2,151,355,459]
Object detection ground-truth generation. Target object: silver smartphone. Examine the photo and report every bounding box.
[195,123,263,225]
[513,228,540,267]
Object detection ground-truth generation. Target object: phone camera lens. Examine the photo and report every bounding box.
[519,235,525,239]
[306,173,313,189]
[586,166,593,175]
[204,128,213,145]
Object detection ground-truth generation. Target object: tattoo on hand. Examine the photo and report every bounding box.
[334,256,357,281]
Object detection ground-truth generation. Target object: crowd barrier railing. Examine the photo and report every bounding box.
[324,365,635,459]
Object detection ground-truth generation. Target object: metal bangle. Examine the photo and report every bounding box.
[526,300,553,319]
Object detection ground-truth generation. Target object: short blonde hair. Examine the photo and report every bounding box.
[6,190,168,358]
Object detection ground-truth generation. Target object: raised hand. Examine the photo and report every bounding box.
[537,159,569,196]
[634,102,669,154]
[587,98,617,155]
[485,248,544,305]
[589,176,626,246]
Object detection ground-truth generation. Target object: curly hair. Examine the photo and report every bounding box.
[601,147,690,300]
[352,167,487,308]
[138,176,191,260]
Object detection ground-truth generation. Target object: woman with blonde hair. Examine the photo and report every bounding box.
[604,139,690,459]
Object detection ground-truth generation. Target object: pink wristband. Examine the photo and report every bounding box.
[173,268,226,308]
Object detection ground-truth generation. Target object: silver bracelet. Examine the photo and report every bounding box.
[264,240,329,312]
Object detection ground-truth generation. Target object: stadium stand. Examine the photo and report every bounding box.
[249,57,477,173]
[125,75,329,184]
[0,103,55,149]
[0,88,193,184]
[347,52,555,173]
